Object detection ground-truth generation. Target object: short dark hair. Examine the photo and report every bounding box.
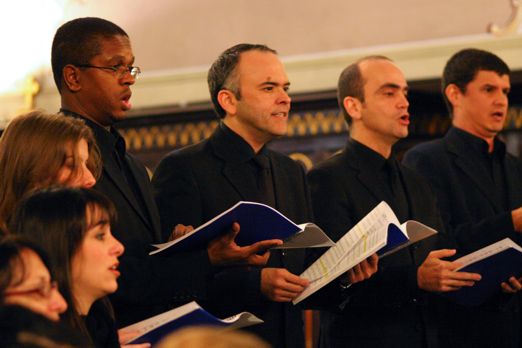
[51,17,128,93]
[337,55,391,125]
[10,187,117,340]
[442,48,510,114]
[208,43,277,118]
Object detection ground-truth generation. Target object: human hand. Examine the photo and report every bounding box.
[512,207,522,232]
[417,249,481,292]
[345,253,379,285]
[501,276,522,294]
[207,222,283,266]
[118,329,151,348]
[261,268,309,302]
[168,224,194,241]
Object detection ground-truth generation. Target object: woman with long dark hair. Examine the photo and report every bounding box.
[11,187,129,347]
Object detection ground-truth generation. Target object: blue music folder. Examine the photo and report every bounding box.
[122,301,262,345]
[443,238,522,306]
[150,201,302,255]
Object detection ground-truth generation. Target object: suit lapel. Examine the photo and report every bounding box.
[221,162,258,200]
[124,153,162,241]
[504,155,522,208]
[270,154,291,212]
[101,149,153,231]
[445,135,503,212]
[398,166,418,219]
[210,125,258,201]
[343,146,388,203]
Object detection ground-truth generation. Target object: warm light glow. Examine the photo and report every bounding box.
[0,0,64,93]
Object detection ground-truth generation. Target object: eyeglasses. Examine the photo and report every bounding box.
[4,281,58,299]
[75,64,141,79]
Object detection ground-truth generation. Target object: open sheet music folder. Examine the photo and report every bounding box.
[293,201,437,304]
[150,201,334,255]
[120,301,263,345]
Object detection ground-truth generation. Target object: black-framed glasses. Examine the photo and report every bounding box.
[5,280,58,299]
[75,64,141,79]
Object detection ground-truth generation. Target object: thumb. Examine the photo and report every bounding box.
[224,222,240,242]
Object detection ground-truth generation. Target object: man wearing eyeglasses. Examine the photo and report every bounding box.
[52,17,273,327]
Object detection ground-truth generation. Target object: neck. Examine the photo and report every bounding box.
[350,128,394,159]
[223,118,268,153]
[452,121,495,153]
[61,96,109,129]
[75,294,95,316]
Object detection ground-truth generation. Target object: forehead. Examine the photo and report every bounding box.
[92,35,133,62]
[359,59,406,91]
[85,203,109,226]
[236,51,288,84]
[10,249,49,286]
[469,69,510,87]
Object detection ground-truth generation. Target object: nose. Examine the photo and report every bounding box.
[278,89,291,105]
[81,167,96,188]
[398,92,409,109]
[495,91,508,106]
[121,71,136,86]
[48,288,67,319]
[110,233,125,257]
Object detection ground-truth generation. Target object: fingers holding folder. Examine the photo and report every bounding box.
[417,249,482,292]
[343,254,379,285]
[207,222,283,266]
[261,268,309,302]
[501,276,522,294]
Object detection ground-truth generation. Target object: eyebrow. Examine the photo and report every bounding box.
[87,219,110,230]
[258,81,291,88]
[107,55,135,65]
[376,83,408,93]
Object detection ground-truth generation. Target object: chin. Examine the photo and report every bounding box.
[111,112,128,123]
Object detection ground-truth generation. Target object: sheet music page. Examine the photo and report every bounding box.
[293,201,396,304]
[454,238,522,271]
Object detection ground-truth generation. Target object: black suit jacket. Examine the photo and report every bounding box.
[308,139,444,348]
[152,124,312,348]
[403,127,522,347]
[64,112,212,327]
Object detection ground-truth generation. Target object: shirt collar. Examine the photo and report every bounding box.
[218,122,265,162]
[347,138,392,172]
[60,108,124,156]
[450,127,506,158]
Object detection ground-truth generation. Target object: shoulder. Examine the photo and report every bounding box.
[506,151,522,171]
[155,140,211,172]
[308,151,350,181]
[162,139,209,162]
[403,137,449,171]
[404,137,446,159]
[399,163,431,186]
[268,149,301,169]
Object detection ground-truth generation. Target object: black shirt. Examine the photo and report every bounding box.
[451,127,509,211]
[348,138,410,221]
[220,123,276,205]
